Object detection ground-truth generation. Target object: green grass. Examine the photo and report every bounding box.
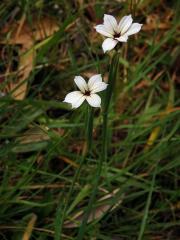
[0,0,180,239]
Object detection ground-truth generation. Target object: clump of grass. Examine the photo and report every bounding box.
[0,0,179,240]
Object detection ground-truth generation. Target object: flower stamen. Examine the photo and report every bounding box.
[84,90,91,96]
[113,32,120,38]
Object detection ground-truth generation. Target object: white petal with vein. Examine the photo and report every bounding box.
[102,38,118,53]
[125,23,142,36]
[116,35,128,42]
[63,91,85,108]
[118,15,129,29]
[88,74,102,89]
[91,82,108,93]
[104,14,118,33]
[74,76,88,93]
[94,24,113,37]
[119,15,133,35]
[86,94,101,107]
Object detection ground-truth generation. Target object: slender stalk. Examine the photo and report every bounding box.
[76,154,102,240]
[58,106,94,239]
[85,104,94,154]
[77,53,120,240]
[58,153,86,240]
[102,52,120,162]
[137,164,157,240]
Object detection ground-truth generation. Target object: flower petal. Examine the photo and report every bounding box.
[94,24,113,38]
[63,91,85,109]
[115,34,128,42]
[102,38,118,53]
[91,82,108,93]
[125,23,142,36]
[104,14,118,33]
[86,94,101,108]
[88,74,102,89]
[74,76,88,93]
[118,15,133,35]
[118,15,130,29]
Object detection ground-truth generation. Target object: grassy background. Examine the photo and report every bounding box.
[0,0,179,239]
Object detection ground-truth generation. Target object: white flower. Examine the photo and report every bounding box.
[63,74,108,109]
[95,14,142,53]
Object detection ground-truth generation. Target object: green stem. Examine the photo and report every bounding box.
[102,52,120,162]
[137,164,157,240]
[76,154,102,240]
[58,154,86,240]
[86,105,94,154]
[58,106,94,239]
[76,53,120,240]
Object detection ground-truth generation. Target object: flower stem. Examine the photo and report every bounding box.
[76,55,120,239]
[76,154,102,240]
[85,104,94,155]
[77,53,120,239]
[102,52,119,161]
[58,106,94,237]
